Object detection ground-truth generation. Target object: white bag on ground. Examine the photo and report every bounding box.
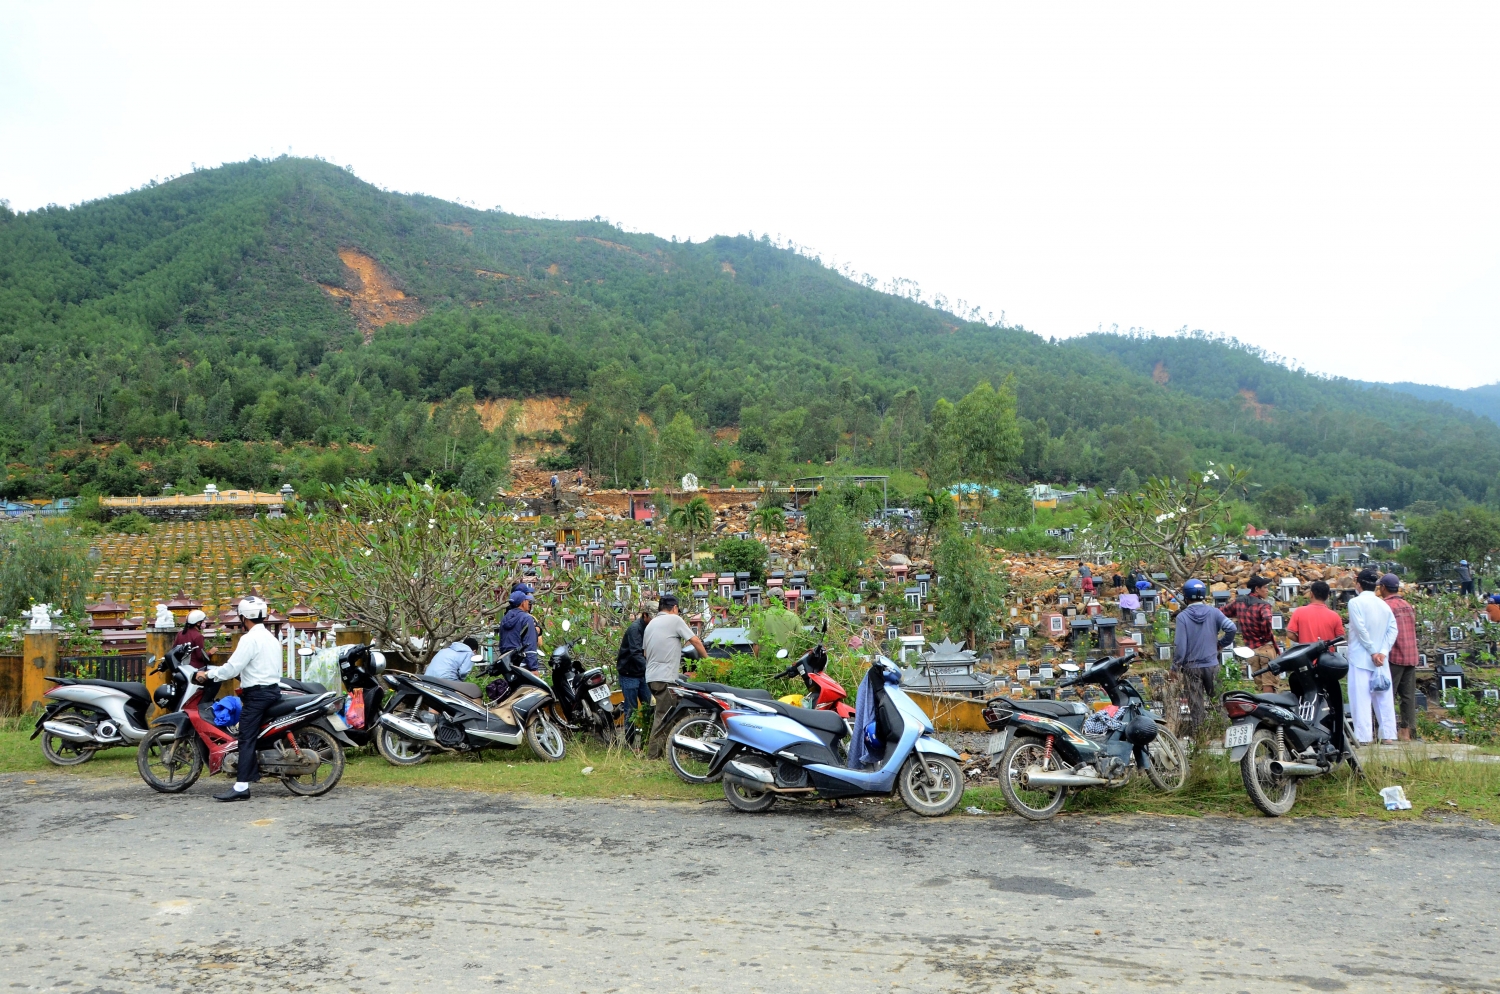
[1379,785,1412,811]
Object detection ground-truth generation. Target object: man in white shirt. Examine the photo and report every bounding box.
[193,596,284,801]
[642,595,708,760]
[1347,567,1399,745]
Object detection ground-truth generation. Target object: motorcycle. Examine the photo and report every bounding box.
[706,655,966,817]
[982,650,1190,821]
[547,619,616,744]
[31,653,167,765]
[373,649,568,765]
[667,641,855,785]
[136,651,351,796]
[1221,638,1361,817]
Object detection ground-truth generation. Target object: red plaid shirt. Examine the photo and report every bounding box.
[1385,595,1418,666]
[1224,595,1276,649]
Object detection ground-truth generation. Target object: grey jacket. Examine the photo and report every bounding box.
[1173,603,1238,670]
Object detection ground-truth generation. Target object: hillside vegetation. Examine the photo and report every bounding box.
[1,156,1496,509]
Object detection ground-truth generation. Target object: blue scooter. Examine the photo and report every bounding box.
[704,655,966,816]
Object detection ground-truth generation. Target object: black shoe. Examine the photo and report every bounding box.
[214,788,251,802]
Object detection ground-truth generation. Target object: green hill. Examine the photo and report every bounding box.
[0,155,1496,510]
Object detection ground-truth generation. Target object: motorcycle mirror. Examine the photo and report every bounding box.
[776,648,789,659]
[297,646,314,657]
[1233,646,1256,659]
[560,619,572,632]
[1060,662,1080,673]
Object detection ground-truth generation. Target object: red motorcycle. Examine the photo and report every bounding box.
[667,644,854,785]
[135,650,352,797]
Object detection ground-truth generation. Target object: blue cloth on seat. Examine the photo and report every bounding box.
[211,694,243,728]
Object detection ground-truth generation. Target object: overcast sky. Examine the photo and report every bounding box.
[2,3,1496,388]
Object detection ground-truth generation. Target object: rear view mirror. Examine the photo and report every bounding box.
[297,646,314,657]
[561,619,572,632]
[776,648,789,659]
[1060,662,1079,673]
[1233,647,1256,659]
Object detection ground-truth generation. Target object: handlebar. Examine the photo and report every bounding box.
[1056,650,1137,688]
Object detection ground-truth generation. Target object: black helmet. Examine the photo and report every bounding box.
[1124,713,1160,745]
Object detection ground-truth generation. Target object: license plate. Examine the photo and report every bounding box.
[588,684,612,703]
[1224,723,1254,749]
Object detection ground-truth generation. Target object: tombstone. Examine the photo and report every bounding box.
[1271,613,1283,631]
[904,587,922,609]
[718,574,735,598]
[735,572,751,592]
[747,585,762,607]
[887,626,901,642]
[916,573,931,597]
[1449,626,1464,642]
[1017,625,1032,640]
[1012,638,1027,657]
[1157,643,1174,662]
[1095,617,1118,653]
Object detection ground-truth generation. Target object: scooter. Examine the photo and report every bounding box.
[1221,638,1361,817]
[777,643,856,719]
[136,651,351,796]
[32,654,166,765]
[547,620,616,744]
[373,649,567,765]
[706,655,966,817]
[981,650,1190,821]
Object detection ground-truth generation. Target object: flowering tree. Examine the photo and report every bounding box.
[261,477,516,666]
[1089,464,1248,584]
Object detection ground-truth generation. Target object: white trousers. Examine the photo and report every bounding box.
[1349,665,1397,743]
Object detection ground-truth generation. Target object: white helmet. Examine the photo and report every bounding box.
[237,596,268,620]
[185,609,207,626]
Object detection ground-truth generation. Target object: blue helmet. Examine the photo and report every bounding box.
[1182,578,1207,601]
[864,720,882,753]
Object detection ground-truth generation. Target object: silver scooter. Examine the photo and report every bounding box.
[31,647,187,765]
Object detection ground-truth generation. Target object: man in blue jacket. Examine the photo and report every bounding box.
[499,589,541,672]
[1173,578,1238,734]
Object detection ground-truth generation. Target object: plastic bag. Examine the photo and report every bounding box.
[1371,664,1392,693]
[302,646,341,690]
[210,694,243,728]
[1379,785,1412,811]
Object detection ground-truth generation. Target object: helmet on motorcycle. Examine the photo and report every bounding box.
[185,609,206,626]
[864,720,882,754]
[236,596,268,620]
[1182,579,1207,601]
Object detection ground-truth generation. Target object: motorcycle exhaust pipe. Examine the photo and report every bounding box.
[1023,770,1111,788]
[42,721,98,743]
[670,733,719,759]
[377,713,437,743]
[1268,760,1322,778]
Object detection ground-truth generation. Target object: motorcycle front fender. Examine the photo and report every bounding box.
[913,735,960,760]
[149,711,194,734]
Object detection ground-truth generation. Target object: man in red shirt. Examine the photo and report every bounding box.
[1224,575,1281,692]
[1286,580,1346,645]
[1377,573,1419,741]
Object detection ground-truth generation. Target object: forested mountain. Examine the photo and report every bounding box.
[1381,380,1500,427]
[1,156,1496,510]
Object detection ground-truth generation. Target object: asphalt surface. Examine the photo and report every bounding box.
[2,773,1497,994]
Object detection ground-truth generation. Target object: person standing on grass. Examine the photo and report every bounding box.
[1378,573,1420,742]
[642,594,707,760]
[1457,560,1475,598]
[615,605,654,721]
[1348,566,1398,745]
[1224,575,1281,692]
[1286,580,1346,646]
[1172,578,1237,734]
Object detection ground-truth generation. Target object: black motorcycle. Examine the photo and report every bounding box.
[983,650,1190,821]
[547,620,617,744]
[289,643,393,750]
[373,649,567,766]
[1221,638,1361,817]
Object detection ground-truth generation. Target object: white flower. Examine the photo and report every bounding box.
[428,519,436,526]
[363,549,373,557]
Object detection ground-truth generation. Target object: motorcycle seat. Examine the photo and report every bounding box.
[680,680,774,701]
[48,678,150,703]
[280,677,327,694]
[1250,692,1300,708]
[264,693,324,720]
[423,676,482,699]
[765,700,848,736]
[1011,700,1088,719]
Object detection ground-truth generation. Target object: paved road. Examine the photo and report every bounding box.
[2,773,1497,994]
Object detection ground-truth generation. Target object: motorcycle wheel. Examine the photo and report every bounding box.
[137,726,204,794]
[283,725,346,796]
[999,737,1069,821]
[722,777,777,813]
[1241,728,1297,817]
[667,714,724,784]
[1342,717,1366,777]
[525,713,567,762]
[375,723,431,766]
[40,708,98,766]
[897,754,964,817]
[1145,728,1190,792]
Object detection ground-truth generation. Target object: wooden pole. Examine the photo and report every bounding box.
[144,626,175,717]
[21,630,59,711]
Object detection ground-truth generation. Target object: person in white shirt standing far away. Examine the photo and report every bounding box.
[191,596,285,801]
[1347,567,1399,746]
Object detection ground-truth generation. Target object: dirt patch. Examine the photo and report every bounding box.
[1152,361,1170,385]
[475,269,509,280]
[720,261,737,277]
[318,248,423,341]
[480,396,576,434]
[575,236,660,262]
[546,263,560,276]
[1239,389,1274,421]
[437,222,473,235]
